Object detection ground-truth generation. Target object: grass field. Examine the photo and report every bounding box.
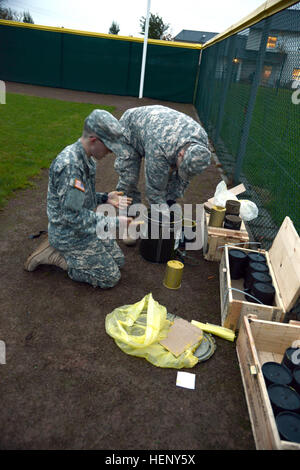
[0,93,115,208]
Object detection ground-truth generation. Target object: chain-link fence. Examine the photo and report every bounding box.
[195,3,300,249]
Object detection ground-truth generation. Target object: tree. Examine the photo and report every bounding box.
[0,1,34,23]
[109,21,120,35]
[139,12,170,40]
[23,11,34,24]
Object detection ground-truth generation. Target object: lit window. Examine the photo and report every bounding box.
[267,36,277,48]
[292,68,300,80]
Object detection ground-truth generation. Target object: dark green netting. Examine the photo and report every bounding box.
[195,4,300,248]
[0,23,199,103]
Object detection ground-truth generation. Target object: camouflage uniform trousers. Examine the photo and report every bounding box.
[114,145,143,205]
[52,235,124,289]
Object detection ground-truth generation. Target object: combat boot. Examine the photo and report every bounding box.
[24,236,68,272]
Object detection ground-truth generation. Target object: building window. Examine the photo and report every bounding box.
[292,68,300,80]
[267,36,277,48]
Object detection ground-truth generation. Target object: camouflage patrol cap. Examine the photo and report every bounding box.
[84,109,124,152]
[178,143,211,181]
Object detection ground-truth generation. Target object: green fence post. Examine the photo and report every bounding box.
[234,18,271,184]
[215,35,237,142]
[206,43,221,133]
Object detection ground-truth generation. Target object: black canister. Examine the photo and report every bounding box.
[228,249,247,280]
[244,261,270,294]
[246,252,267,265]
[250,282,275,305]
[225,199,241,216]
[275,412,300,443]
[268,384,300,416]
[247,261,269,276]
[292,367,300,394]
[282,347,299,371]
[223,215,242,230]
[244,271,273,291]
[262,362,293,388]
[179,218,197,249]
[139,209,182,264]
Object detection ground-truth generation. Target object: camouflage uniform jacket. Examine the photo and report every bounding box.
[116,105,210,204]
[47,139,115,258]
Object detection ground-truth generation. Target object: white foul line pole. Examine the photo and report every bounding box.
[139,0,151,99]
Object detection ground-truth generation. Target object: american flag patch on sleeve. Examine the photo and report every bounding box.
[74,178,85,192]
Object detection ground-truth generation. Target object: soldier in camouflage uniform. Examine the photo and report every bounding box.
[24,109,132,288]
[114,105,211,206]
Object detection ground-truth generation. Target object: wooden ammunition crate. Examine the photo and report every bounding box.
[203,211,249,262]
[220,216,300,332]
[236,314,300,450]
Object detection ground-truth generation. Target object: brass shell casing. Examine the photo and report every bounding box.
[163,260,184,290]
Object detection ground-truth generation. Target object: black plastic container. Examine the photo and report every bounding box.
[225,199,240,216]
[228,249,248,279]
[246,261,269,276]
[246,252,267,265]
[250,282,275,305]
[275,412,300,443]
[178,218,196,249]
[292,367,300,394]
[268,384,300,416]
[139,209,182,264]
[244,271,273,291]
[262,362,293,388]
[282,347,298,371]
[223,214,242,230]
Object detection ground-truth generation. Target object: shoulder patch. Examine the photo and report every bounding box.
[74,178,85,192]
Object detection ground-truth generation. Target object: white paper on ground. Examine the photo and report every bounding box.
[176,371,196,390]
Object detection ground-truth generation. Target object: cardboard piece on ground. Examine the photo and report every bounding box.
[160,318,203,357]
[204,183,246,211]
[176,371,196,390]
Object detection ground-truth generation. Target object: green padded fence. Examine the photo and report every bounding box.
[0,21,200,103]
[195,3,300,249]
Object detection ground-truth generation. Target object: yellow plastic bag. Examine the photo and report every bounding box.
[105,293,199,369]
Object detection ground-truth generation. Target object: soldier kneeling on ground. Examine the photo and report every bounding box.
[24,109,133,289]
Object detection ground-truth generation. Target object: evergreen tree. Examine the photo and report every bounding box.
[23,11,34,24]
[109,21,120,35]
[139,13,170,40]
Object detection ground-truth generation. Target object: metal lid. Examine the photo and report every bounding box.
[276,412,300,443]
[194,333,216,362]
[262,361,292,385]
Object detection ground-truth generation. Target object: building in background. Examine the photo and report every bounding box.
[174,30,219,44]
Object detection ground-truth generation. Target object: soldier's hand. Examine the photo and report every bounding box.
[107,191,133,209]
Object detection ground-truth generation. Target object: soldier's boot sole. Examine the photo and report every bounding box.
[24,236,67,272]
